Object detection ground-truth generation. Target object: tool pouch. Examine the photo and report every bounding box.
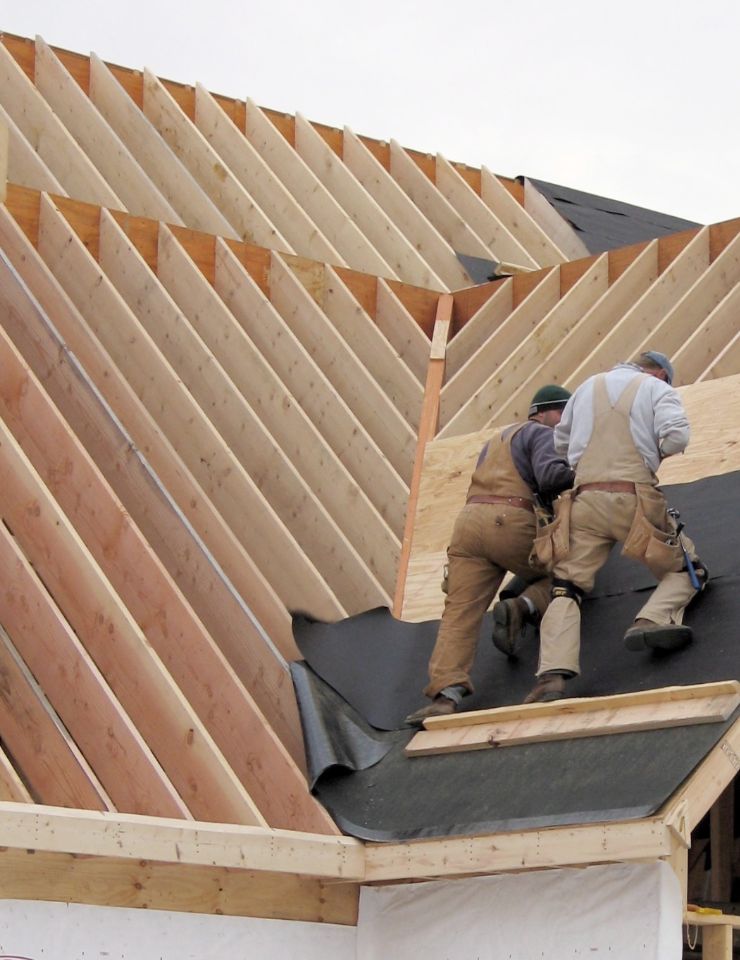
[531,491,572,571]
[621,486,684,578]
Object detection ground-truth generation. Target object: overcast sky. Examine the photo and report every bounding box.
[3,0,738,226]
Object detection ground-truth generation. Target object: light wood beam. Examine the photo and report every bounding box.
[0,745,32,802]
[438,269,561,437]
[0,414,264,825]
[564,228,711,389]
[342,126,463,290]
[480,166,567,266]
[142,70,293,250]
[364,818,676,882]
[0,802,364,878]
[395,294,453,616]
[34,37,181,224]
[88,54,237,237]
[0,209,303,760]
[389,140,493,260]
[244,99,392,276]
[215,240,408,536]
[481,257,609,426]
[631,230,740,374]
[0,620,111,811]
[158,228,399,600]
[271,252,415,483]
[435,154,538,269]
[489,241,660,427]
[672,282,740,384]
[194,84,343,265]
[0,475,189,818]
[0,847,359,923]
[38,197,344,621]
[698,332,740,382]
[323,265,424,429]
[295,114,441,287]
[521,177,590,260]
[0,101,66,195]
[0,41,122,208]
[0,113,6,201]
[375,279,430,384]
[100,213,381,613]
[444,278,513,380]
[0,309,335,834]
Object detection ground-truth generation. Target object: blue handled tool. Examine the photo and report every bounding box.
[667,508,702,591]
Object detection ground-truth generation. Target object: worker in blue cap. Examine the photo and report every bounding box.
[524,351,708,704]
[405,384,574,726]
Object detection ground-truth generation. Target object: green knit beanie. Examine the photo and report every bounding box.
[528,384,571,417]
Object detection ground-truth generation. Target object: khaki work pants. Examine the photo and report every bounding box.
[426,502,551,698]
[537,490,698,676]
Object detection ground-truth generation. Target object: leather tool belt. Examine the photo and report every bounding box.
[466,494,535,513]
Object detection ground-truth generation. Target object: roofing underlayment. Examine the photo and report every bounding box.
[0,28,738,943]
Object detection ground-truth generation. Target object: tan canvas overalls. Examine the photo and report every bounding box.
[426,423,552,698]
[536,373,699,677]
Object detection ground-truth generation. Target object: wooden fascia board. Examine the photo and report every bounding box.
[0,802,364,881]
[659,715,740,833]
[363,817,676,883]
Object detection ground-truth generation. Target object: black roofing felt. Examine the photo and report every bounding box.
[292,471,740,842]
[526,178,701,254]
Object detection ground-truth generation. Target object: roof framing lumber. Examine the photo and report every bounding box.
[672,282,740,384]
[194,84,343,265]
[0,210,303,758]
[34,38,181,225]
[434,153,538,269]
[564,227,711,390]
[244,99,392,277]
[521,176,590,260]
[0,746,32,802]
[323,265,424,429]
[487,241,660,428]
[271,252,415,484]
[389,140,493,260]
[158,228,399,599]
[444,277,513,380]
[0,847,359,923]
[0,42,122,210]
[88,54,237,237]
[38,197,344,621]
[0,621,112,811]
[142,70,292,251]
[100,214,385,613]
[341,126,463,290]
[0,413,262,825]
[699,332,740,382]
[215,240,409,536]
[438,268,561,436]
[0,305,335,834]
[480,166,567,266]
[295,114,440,288]
[0,802,364,878]
[364,817,678,883]
[375,279,430,384]
[0,102,65,196]
[0,472,188,818]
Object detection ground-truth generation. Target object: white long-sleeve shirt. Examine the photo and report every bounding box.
[554,363,690,475]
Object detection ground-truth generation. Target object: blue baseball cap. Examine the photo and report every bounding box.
[642,350,674,385]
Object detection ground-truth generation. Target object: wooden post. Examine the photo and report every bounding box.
[393,293,453,616]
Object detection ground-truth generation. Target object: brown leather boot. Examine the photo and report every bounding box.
[523,672,567,704]
[491,597,531,657]
[405,695,457,727]
[623,619,693,652]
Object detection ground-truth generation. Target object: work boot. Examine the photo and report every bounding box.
[491,597,531,657]
[623,619,693,652]
[523,672,567,704]
[405,695,456,727]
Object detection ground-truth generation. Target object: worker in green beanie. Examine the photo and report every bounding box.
[405,384,574,726]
